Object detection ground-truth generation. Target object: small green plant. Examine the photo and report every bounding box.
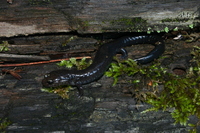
[41,86,71,99]
[164,27,169,33]
[62,36,78,46]
[189,24,194,29]
[106,59,143,85]
[105,48,200,132]
[173,27,179,31]
[0,118,12,131]
[0,41,10,52]
[57,57,92,70]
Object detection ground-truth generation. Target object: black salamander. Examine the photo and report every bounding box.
[42,35,165,96]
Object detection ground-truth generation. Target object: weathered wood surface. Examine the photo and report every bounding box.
[0,0,199,37]
[0,53,50,62]
[1,36,200,132]
[0,35,98,63]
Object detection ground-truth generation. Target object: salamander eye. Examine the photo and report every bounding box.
[47,80,54,84]
[44,74,50,78]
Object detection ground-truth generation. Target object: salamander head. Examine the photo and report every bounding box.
[42,70,72,88]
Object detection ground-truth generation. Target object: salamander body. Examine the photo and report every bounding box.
[42,35,165,95]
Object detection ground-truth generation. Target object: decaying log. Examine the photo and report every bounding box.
[0,0,199,37]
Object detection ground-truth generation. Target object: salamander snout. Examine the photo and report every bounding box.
[42,73,57,87]
[42,71,71,87]
[47,79,54,84]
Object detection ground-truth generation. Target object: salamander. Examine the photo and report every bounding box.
[42,35,165,96]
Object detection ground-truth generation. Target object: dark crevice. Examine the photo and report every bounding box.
[0,31,166,40]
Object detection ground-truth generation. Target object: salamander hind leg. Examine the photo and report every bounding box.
[76,85,84,97]
[117,48,128,59]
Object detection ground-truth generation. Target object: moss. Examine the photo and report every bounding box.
[105,47,200,132]
[107,17,173,33]
[81,21,90,28]
[61,13,90,31]
[41,87,71,99]
[107,17,149,32]
[161,18,190,23]
[110,17,147,26]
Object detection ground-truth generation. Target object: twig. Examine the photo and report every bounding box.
[2,68,22,80]
[0,56,91,67]
[0,53,50,62]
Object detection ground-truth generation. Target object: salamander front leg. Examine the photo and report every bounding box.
[76,85,84,97]
[117,48,128,59]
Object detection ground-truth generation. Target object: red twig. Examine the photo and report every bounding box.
[2,68,23,80]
